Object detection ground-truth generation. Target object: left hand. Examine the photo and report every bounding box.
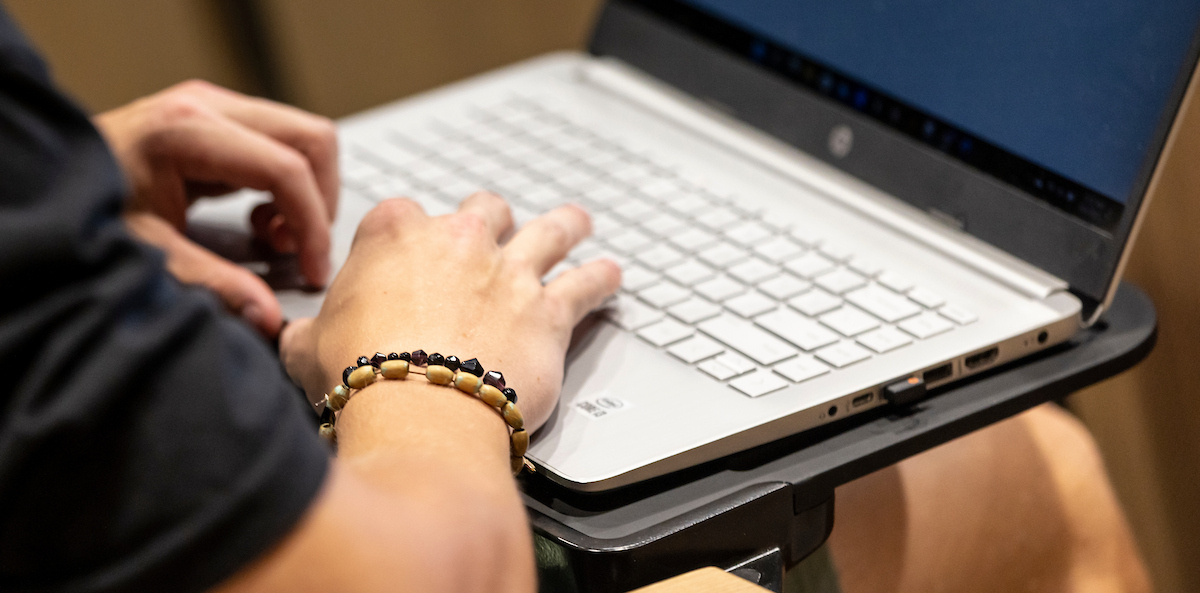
[94,80,340,338]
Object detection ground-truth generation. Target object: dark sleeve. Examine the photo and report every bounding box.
[0,9,330,593]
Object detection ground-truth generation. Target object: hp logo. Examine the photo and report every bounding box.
[828,125,854,159]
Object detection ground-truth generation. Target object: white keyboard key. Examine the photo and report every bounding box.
[785,252,837,279]
[699,359,738,381]
[606,229,654,254]
[568,239,604,262]
[725,221,774,246]
[857,326,914,353]
[698,315,799,365]
[753,236,805,263]
[667,297,723,324]
[640,212,689,236]
[774,356,831,383]
[580,248,630,269]
[845,285,922,323]
[635,245,686,270]
[815,341,873,368]
[908,287,946,308]
[520,185,567,207]
[758,274,812,300]
[814,268,868,294]
[638,281,692,308]
[939,304,979,325]
[698,242,751,268]
[877,271,915,293]
[695,207,742,230]
[788,226,823,247]
[606,295,664,330]
[819,306,882,336]
[818,241,855,262]
[613,199,657,221]
[637,319,694,347]
[725,291,778,318]
[667,335,725,363]
[664,259,716,286]
[755,308,840,351]
[714,351,757,375]
[590,212,622,237]
[731,370,790,398]
[847,257,884,277]
[899,312,955,339]
[694,275,747,302]
[666,194,712,215]
[788,289,843,317]
[669,228,720,252]
[727,258,781,284]
[621,265,661,292]
[584,186,626,207]
[638,178,687,200]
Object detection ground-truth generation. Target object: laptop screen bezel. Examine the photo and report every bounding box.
[590,0,1200,310]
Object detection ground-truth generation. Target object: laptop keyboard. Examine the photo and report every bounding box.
[340,96,979,398]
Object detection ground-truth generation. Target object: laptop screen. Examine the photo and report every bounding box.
[659,0,1200,232]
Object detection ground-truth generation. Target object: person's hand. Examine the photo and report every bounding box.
[94,80,339,338]
[280,192,621,432]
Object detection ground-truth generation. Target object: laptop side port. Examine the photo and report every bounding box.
[965,347,1000,370]
[924,363,953,384]
[852,393,874,408]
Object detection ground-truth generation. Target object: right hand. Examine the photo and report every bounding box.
[280,192,621,433]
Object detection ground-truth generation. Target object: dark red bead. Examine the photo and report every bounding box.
[356,356,371,368]
[411,350,428,366]
[342,366,356,386]
[460,358,484,377]
[502,388,517,404]
[428,353,445,367]
[370,353,388,368]
[320,404,336,425]
[445,356,461,371]
[398,352,411,362]
[387,352,400,361]
[483,371,506,389]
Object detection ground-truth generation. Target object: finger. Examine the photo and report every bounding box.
[503,205,592,275]
[545,259,623,325]
[251,202,297,253]
[278,317,325,401]
[455,191,514,240]
[177,81,340,221]
[126,212,285,338]
[160,113,331,286]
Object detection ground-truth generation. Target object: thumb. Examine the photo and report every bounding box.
[125,212,285,339]
[279,317,325,401]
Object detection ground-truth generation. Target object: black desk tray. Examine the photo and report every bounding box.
[521,283,1157,593]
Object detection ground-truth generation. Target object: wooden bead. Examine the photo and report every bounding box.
[381,360,409,380]
[327,385,350,412]
[319,423,337,446]
[478,385,507,408]
[348,366,377,390]
[426,365,454,385]
[511,429,529,458]
[510,456,525,476]
[454,372,482,394]
[502,402,524,431]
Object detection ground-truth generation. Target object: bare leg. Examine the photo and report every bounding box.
[828,404,1151,593]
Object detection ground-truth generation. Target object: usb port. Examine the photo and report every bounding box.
[852,393,874,408]
[924,363,953,384]
[965,347,1000,370]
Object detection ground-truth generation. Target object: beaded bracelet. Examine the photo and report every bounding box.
[318,350,533,476]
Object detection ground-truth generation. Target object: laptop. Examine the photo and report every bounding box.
[195,0,1200,491]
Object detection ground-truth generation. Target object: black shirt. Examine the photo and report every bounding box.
[0,9,329,592]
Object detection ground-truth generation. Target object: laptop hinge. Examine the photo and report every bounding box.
[578,58,1069,302]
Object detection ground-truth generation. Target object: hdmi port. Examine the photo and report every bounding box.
[965,347,999,370]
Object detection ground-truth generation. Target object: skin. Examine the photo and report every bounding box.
[96,80,1151,592]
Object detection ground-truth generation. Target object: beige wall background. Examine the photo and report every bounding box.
[5,1,1198,591]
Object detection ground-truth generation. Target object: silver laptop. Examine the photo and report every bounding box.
[195,0,1199,491]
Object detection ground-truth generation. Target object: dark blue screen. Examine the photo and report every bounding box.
[685,0,1200,203]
